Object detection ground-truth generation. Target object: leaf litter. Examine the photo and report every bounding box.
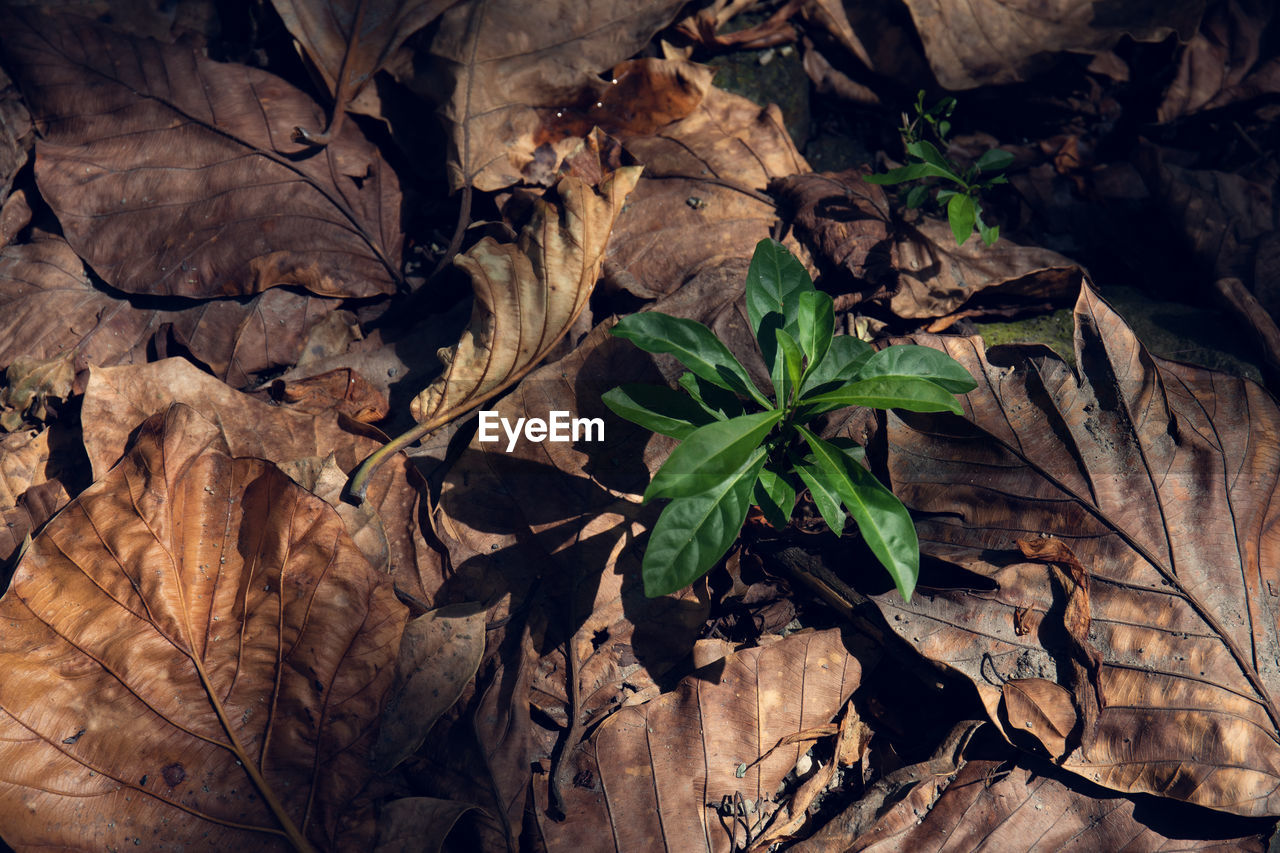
[0,1,1278,850]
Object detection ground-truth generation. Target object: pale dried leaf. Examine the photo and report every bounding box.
[80,358,436,602]
[0,404,405,850]
[409,168,641,428]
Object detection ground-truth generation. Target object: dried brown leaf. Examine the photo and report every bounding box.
[0,238,342,388]
[0,404,406,851]
[538,629,861,853]
[373,797,478,853]
[424,0,684,192]
[270,0,459,141]
[1001,677,1076,760]
[0,428,74,565]
[898,0,1206,89]
[408,168,640,429]
[1159,1,1280,121]
[856,279,1280,815]
[372,604,486,772]
[80,358,436,602]
[839,758,1267,852]
[0,65,31,203]
[0,351,74,431]
[1,9,402,298]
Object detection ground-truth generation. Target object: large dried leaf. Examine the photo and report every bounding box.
[408,168,640,428]
[605,73,811,299]
[898,0,1205,89]
[80,358,437,602]
[0,404,406,850]
[538,628,861,853]
[270,0,459,139]
[1159,1,1280,121]
[0,238,341,387]
[0,9,402,298]
[838,758,1267,852]
[424,0,685,191]
[855,279,1280,816]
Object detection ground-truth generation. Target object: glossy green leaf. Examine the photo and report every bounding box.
[799,427,918,600]
[601,384,714,440]
[906,140,959,179]
[796,290,833,375]
[975,148,1014,173]
[612,312,763,403]
[856,344,978,393]
[745,239,811,344]
[753,465,797,530]
[642,449,767,597]
[947,193,976,246]
[679,372,749,421]
[863,162,948,185]
[773,328,803,406]
[644,409,783,501]
[800,336,873,397]
[794,460,845,536]
[801,376,963,414]
[675,371,747,420]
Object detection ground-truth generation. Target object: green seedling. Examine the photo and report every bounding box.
[865,90,1013,247]
[604,239,977,600]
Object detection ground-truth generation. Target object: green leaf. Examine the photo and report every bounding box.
[947,193,976,246]
[799,427,919,600]
[794,460,846,536]
[612,312,763,403]
[856,344,978,393]
[975,148,1014,173]
[753,465,797,529]
[800,336,873,397]
[679,372,748,421]
[642,449,767,597]
[863,162,934,185]
[905,184,931,209]
[796,290,834,376]
[644,409,783,501]
[773,328,803,406]
[906,140,957,178]
[976,210,999,246]
[601,384,714,440]
[745,239,811,345]
[801,376,964,414]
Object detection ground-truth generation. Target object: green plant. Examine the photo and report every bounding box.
[603,239,977,600]
[864,89,1013,247]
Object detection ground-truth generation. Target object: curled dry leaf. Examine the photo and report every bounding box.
[898,0,1205,89]
[0,404,406,851]
[424,0,684,191]
[537,628,860,853]
[1159,1,1280,121]
[0,428,74,565]
[407,168,641,430]
[857,279,1280,816]
[80,358,436,602]
[0,9,402,298]
[0,351,74,431]
[372,603,486,772]
[270,0,460,142]
[0,64,31,202]
[0,238,342,388]
[839,758,1267,852]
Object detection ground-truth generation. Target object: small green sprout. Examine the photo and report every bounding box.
[603,239,977,600]
[865,90,1013,247]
